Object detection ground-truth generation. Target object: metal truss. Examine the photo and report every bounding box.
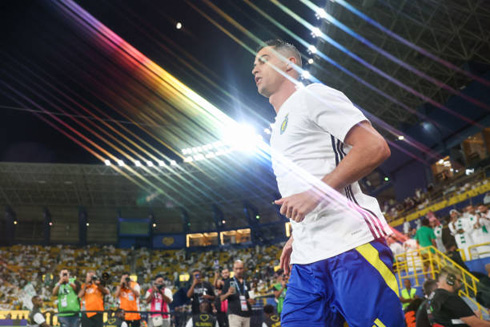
[0,159,279,224]
[315,0,490,130]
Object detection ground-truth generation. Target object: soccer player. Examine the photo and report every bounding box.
[252,39,404,326]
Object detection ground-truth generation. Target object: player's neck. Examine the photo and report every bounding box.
[269,80,298,113]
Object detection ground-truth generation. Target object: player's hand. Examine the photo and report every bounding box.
[275,189,322,222]
[280,237,293,275]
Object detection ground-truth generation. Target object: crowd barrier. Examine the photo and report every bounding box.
[0,308,267,327]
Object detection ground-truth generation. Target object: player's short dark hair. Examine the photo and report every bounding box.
[257,39,302,68]
[421,218,430,226]
[154,274,164,280]
[263,304,274,314]
[122,272,130,276]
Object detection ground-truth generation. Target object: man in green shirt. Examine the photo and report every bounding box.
[273,270,287,315]
[52,269,80,327]
[415,218,437,278]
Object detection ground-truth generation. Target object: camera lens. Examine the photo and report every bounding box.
[125,277,131,283]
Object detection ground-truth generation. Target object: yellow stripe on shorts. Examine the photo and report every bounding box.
[374,318,386,327]
[355,243,398,296]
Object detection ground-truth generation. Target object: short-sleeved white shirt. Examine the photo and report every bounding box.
[270,83,392,264]
[28,313,45,327]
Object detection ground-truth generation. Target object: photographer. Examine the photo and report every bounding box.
[78,271,109,327]
[145,275,172,327]
[187,269,215,315]
[115,273,141,327]
[429,266,490,326]
[52,269,80,327]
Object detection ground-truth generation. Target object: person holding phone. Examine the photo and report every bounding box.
[187,269,215,315]
[52,269,80,327]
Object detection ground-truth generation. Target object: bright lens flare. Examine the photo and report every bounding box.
[222,123,262,153]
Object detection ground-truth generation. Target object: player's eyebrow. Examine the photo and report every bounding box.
[253,55,269,67]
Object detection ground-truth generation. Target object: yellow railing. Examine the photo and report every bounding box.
[389,177,490,227]
[394,246,482,312]
[468,242,490,260]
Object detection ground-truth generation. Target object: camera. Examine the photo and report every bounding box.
[63,273,68,277]
[157,284,164,290]
[91,275,99,282]
[125,277,131,283]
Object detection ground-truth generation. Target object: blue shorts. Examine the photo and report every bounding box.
[281,239,404,327]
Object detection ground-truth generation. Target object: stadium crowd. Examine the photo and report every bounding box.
[1,201,490,326]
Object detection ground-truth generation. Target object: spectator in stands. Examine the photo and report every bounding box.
[415,218,437,277]
[429,265,490,327]
[415,279,438,327]
[449,209,472,260]
[78,271,109,327]
[28,295,50,327]
[444,242,470,272]
[52,269,80,327]
[475,204,490,258]
[400,279,419,311]
[272,270,287,316]
[185,301,218,327]
[430,216,446,253]
[145,274,173,327]
[262,304,280,327]
[464,205,483,259]
[187,269,215,315]
[221,260,255,327]
[387,235,404,261]
[115,273,141,327]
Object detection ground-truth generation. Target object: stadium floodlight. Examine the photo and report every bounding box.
[134,160,142,167]
[182,149,188,155]
[104,159,111,166]
[311,27,322,38]
[308,45,317,54]
[222,123,261,153]
[194,154,205,161]
[158,160,166,167]
[147,161,154,167]
[117,160,125,167]
[302,71,312,80]
[205,152,216,158]
[170,160,178,166]
[398,135,405,141]
[264,128,271,135]
[184,157,194,163]
[176,22,182,30]
[315,8,328,19]
[308,58,314,64]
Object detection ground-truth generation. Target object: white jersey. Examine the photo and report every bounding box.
[270,83,392,264]
[433,225,446,252]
